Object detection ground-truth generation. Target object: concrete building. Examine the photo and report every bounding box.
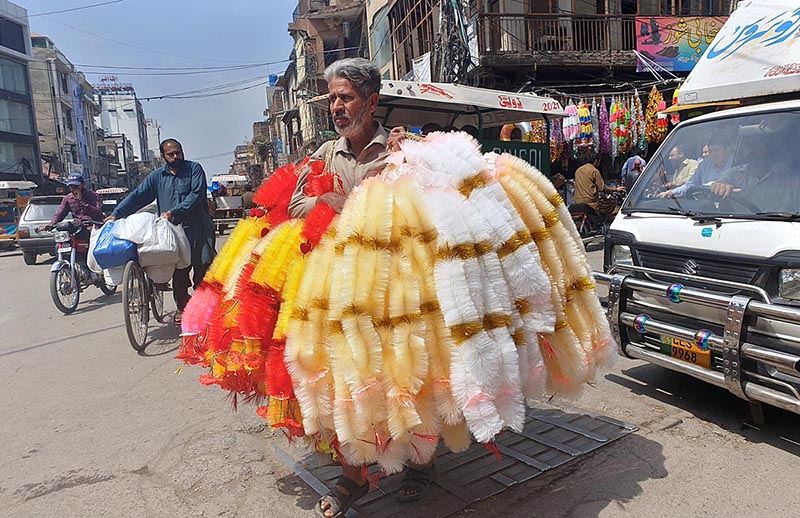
[145,118,162,165]
[98,133,135,188]
[31,35,104,185]
[0,1,41,183]
[94,79,150,165]
[287,0,366,156]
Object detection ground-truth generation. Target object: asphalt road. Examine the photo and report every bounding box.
[1,239,798,518]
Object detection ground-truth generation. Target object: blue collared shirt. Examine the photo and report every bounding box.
[671,156,733,197]
[113,160,216,264]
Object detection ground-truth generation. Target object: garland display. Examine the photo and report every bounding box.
[177,132,615,474]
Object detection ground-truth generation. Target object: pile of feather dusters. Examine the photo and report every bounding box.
[177,131,615,474]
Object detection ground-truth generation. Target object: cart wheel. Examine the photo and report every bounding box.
[122,260,149,351]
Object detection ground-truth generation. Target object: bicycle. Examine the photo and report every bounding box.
[122,259,166,351]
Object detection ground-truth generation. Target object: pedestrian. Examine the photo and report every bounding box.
[107,139,216,324]
[241,183,255,212]
[42,173,104,237]
[286,57,422,518]
[621,149,647,190]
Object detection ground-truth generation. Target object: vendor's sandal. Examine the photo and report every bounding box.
[314,475,369,518]
[397,464,435,502]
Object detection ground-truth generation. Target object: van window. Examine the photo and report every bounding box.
[624,110,800,217]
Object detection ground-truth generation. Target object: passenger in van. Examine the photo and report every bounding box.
[710,141,800,212]
[657,136,732,198]
[665,144,698,189]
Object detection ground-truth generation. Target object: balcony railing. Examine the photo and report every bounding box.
[476,13,638,58]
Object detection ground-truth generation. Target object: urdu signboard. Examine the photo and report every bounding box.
[636,16,727,72]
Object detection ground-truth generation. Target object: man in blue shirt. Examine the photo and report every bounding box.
[657,137,732,198]
[108,139,216,323]
[621,151,646,190]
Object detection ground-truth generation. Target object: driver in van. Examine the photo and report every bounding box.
[710,139,800,212]
[657,135,733,198]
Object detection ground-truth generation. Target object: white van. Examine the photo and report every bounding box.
[596,0,800,418]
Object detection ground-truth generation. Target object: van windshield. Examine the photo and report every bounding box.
[624,110,800,218]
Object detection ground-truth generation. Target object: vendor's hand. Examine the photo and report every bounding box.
[318,192,346,213]
[710,181,741,199]
[160,210,172,221]
[387,126,407,152]
[103,215,116,223]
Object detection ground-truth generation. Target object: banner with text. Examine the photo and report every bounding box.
[636,16,727,72]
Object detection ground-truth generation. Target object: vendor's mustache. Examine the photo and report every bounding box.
[333,111,350,121]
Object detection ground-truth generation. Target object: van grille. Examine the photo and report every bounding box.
[636,249,760,286]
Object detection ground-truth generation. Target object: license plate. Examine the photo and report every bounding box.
[660,335,711,369]
[59,245,72,253]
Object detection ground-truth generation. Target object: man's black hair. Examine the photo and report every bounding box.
[584,151,599,165]
[159,138,183,154]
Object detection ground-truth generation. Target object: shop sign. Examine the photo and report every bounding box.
[636,16,728,72]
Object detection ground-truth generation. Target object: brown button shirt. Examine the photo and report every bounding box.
[288,123,389,218]
[573,163,607,213]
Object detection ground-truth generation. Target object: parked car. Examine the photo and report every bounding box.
[17,196,71,265]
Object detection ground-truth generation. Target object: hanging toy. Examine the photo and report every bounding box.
[670,87,681,126]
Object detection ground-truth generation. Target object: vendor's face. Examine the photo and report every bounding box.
[162,142,185,168]
[327,77,377,138]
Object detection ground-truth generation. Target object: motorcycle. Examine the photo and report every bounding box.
[49,219,117,314]
[567,183,626,242]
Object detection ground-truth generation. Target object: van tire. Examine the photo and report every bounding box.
[23,252,36,265]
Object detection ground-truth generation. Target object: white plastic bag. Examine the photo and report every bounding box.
[112,212,156,244]
[138,217,179,267]
[87,225,104,274]
[172,223,191,269]
[104,266,124,286]
[144,264,175,284]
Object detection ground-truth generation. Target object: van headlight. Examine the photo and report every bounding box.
[611,245,633,268]
[779,269,800,300]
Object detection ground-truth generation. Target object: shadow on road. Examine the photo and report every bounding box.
[0,324,126,357]
[138,316,180,357]
[608,364,800,457]
[272,430,666,518]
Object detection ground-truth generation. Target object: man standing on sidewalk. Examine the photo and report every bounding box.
[107,139,216,323]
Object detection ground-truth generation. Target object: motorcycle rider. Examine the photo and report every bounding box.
[41,173,104,236]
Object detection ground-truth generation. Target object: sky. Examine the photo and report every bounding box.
[27,0,296,176]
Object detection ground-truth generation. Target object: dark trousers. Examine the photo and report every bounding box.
[173,262,209,311]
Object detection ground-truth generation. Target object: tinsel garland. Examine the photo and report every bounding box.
[599,99,611,155]
[590,99,600,151]
[645,85,668,143]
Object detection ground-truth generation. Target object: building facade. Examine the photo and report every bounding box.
[94,80,150,164]
[0,1,40,183]
[145,118,162,165]
[98,133,135,188]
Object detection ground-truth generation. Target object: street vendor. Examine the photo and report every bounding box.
[107,139,216,324]
[288,57,404,218]
[287,57,424,518]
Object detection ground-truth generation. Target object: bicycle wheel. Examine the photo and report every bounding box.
[122,260,149,351]
[50,265,80,314]
[149,278,165,323]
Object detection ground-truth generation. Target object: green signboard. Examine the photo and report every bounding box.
[481,140,550,174]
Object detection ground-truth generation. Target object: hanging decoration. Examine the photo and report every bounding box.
[590,99,600,152]
[645,86,668,143]
[176,132,616,475]
[599,99,611,155]
[550,118,564,163]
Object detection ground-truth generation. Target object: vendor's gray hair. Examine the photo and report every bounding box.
[324,58,381,99]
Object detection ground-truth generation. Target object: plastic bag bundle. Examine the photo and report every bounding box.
[93,221,137,270]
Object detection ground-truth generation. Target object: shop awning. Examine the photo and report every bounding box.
[661,100,740,114]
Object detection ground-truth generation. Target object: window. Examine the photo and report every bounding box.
[0,142,33,175]
[0,99,32,135]
[65,108,74,131]
[60,73,69,95]
[0,57,27,94]
[370,6,392,71]
[0,19,25,55]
